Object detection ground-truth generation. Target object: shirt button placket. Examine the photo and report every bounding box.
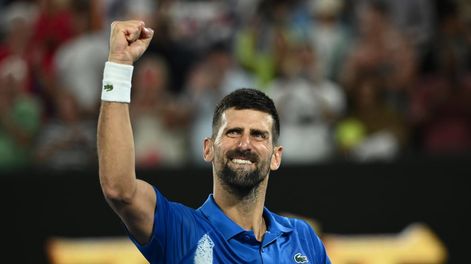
[260,245,265,264]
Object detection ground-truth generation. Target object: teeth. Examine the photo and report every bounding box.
[232,159,252,164]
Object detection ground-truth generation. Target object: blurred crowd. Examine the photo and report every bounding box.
[0,0,470,170]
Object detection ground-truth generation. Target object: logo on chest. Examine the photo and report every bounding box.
[194,234,214,264]
[293,252,309,263]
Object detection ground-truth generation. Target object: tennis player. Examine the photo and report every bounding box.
[98,20,331,264]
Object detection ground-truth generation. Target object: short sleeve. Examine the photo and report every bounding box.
[128,186,167,262]
[128,186,207,264]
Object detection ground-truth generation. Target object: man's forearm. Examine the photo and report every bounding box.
[96,20,156,244]
[97,102,136,203]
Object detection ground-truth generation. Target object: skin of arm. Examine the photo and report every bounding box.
[97,20,156,244]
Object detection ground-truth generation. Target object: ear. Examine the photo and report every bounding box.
[203,137,214,162]
[270,145,283,170]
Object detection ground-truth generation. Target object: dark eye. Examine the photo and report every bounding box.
[252,131,267,140]
[226,129,241,137]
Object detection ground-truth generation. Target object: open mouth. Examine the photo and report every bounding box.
[227,149,258,165]
[230,158,253,165]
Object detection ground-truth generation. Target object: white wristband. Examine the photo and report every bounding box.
[101,61,134,103]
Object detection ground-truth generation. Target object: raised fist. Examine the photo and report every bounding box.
[108,20,154,65]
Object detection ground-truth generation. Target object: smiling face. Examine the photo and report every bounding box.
[204,108,283,198]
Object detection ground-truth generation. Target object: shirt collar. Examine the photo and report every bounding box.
[263,207,294,234]
[261,207,294,247]
[198,194,293,242]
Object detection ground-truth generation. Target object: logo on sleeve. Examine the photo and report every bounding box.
[104,83,113,92]
[294,253,309,263]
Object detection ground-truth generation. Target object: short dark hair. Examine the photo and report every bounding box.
[212,88,280,144]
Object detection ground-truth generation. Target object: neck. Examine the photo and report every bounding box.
[213,176,269,241]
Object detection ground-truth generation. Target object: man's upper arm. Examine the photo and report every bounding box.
[106,179,157,244]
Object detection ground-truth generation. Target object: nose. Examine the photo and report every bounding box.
[238,132,252,150]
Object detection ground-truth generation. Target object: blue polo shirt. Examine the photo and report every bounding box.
[129,187,331,264]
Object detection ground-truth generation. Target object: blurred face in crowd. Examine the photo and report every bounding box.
[135,57,168,96]
[358,5,387,36]
[204,108,282,197]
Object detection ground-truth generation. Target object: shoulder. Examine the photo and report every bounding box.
[270,212,323,243]
[132,188,213,263]
[271,212,315,231]
[269,212,331,263]
[153,187,211,231]
[154,187,199,217]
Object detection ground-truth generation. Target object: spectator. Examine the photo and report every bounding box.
[235,0,295,88]
[144,1,198,93]
[35,90,96,170]
[340,0,417,114]
[29,0,76,117]
[54,0,108,116]
[0,55,42,169]
[409,2,471,154]
[131,55,189,168]
[305,0,352,82]
[183,43,254,165]
[269,42,345,163]
[0,1,38,94]
[336,74,408,161]
[409,76,471,154]
[349,0,435,49]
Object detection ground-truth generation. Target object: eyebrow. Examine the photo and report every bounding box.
[250,129,269,138]
[226,127,243,134]
[225,127,269,136]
